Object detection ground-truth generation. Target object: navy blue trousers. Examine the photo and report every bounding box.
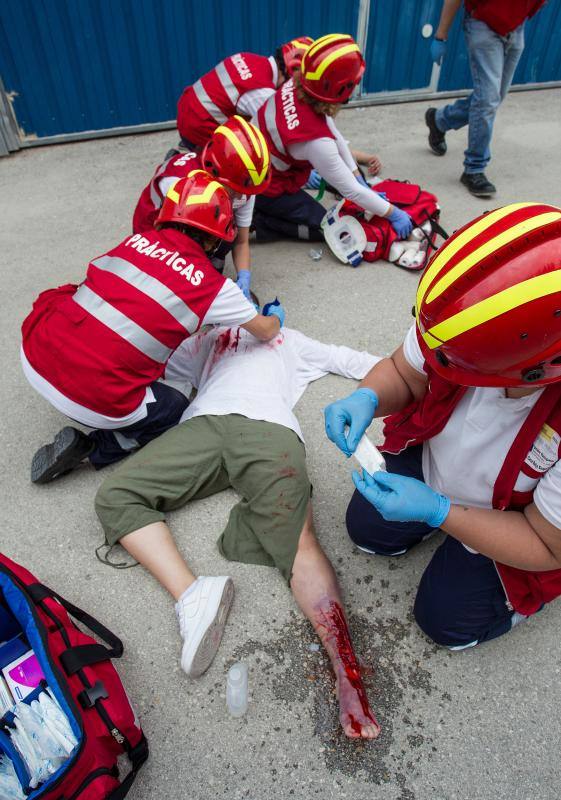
[88,382,189,469]
[346,446,515,648]
[253,190,325,242]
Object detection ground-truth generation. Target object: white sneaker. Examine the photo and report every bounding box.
[175,576,234,678]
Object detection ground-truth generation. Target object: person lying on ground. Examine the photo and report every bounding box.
[22,172,283,485]
[94,319,381,739]
[352,149,382,177]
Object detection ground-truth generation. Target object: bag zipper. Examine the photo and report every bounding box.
[0,563,85,797]
[493,562,514,611]
[37,599,132,753]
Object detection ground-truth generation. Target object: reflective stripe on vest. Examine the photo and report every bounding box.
[73,284,173,364]
[264,95,287,156]
[215,61,240,107]
[192,80,228,124]
[255,99,290,172]
[91,255,200,333]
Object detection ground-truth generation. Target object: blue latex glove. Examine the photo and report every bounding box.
[305,169,322,190]
[376,191,388,201]
[356,173,370,189]
[388,207,414,239]
[324,388,378,457]
[236,269,252,300]
[430,38,447,65]
[262,297,286,328]
[352,470,451,527]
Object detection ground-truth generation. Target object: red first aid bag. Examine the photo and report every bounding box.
[0,552,148,799]
[342,179,445,266]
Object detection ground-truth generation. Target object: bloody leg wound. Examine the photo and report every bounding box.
[315,600,380,738]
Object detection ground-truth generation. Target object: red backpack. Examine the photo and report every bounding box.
[0,552,148,799]
[341,179,447,266]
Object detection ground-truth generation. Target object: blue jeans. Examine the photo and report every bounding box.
[435,15,525,173]
[346,446,518,648]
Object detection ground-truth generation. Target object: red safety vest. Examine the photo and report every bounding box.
[132,151,201,234]
[177,53,276,146]
[255,78,335,197]
[465,0,545,35]
[21,228,226,417]
[382,349,561,617]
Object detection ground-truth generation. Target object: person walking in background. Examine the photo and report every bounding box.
[425,0,546,197]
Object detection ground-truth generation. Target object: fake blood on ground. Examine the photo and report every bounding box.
[318,601,379,732]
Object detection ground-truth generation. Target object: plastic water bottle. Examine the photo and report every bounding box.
[226,662,248,718]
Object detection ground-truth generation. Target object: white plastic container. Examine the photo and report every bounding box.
[226,662,248,718]
[353,434,386,474]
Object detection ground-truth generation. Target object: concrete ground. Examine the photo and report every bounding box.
[2,88,561,800]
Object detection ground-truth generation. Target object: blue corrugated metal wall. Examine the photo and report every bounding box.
[0,0,359,138]
[0,0,559,142]
[362,0,442,93]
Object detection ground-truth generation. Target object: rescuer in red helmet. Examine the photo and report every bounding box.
[251,33,413,243]
[133,116,271,300]
[176,37,313,149]
[324,202,561,648]
[22,171,285,484]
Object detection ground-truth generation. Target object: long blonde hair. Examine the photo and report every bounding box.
[293,71,341,118]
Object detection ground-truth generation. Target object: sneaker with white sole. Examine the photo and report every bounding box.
[175,576,234,678]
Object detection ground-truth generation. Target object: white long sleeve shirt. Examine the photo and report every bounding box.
[289,117,390,218]
[165,326,380,442]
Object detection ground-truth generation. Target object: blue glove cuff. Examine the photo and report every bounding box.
[426,494,451,528]
[355,387,378,404]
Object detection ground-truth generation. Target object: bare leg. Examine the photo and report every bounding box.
[291,504,380,740]
[120,521,196,601]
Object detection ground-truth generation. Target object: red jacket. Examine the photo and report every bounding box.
[255,78,335,197]
[382,359,561,617]
[132,150,201,234]
[465,0,546,35]
[177,52,276,146]
[22,228,226,417]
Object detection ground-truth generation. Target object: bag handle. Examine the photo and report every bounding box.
[28,583,123,673]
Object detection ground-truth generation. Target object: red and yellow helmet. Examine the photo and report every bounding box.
[156,169,237,242]
[201,115,271,195]
[416,202,561,387]
[278,36,313,77]
[299,33,365,103]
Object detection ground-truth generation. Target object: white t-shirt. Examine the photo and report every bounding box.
[288,118,390,219]
[165,327,379,442]
[403,325,561,529]
[22,279,257,429]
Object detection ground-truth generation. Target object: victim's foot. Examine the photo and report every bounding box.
[336,668,381,740]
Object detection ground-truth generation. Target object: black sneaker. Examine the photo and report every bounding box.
[425,108,447,156]
[460,172,496,197]
[31,427,94,484]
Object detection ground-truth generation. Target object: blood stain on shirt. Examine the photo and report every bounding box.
[211,328,242,365]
